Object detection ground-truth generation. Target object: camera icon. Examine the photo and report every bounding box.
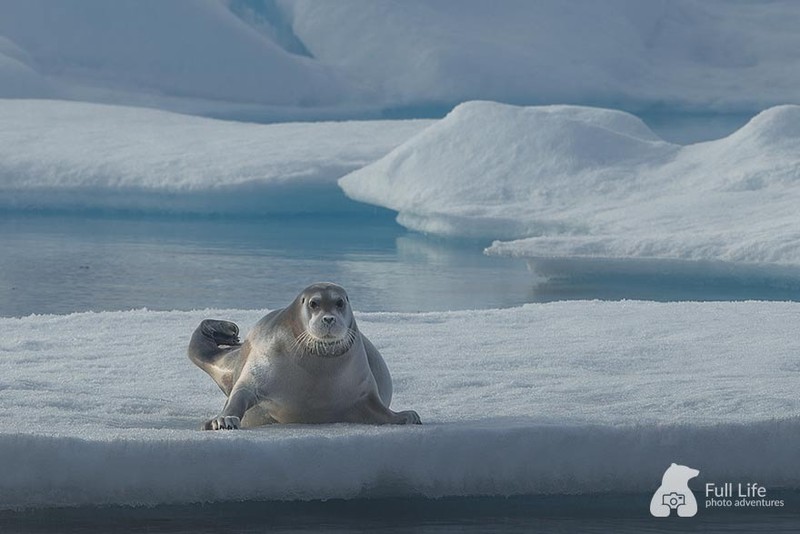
[662,492,686,510]
[650,463,699,518]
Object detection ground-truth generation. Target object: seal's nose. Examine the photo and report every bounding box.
[322,316,335,325]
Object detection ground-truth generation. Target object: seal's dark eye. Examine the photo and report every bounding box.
[336,299,344,308]
[309,300,319,310]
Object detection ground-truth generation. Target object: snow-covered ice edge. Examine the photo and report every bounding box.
[0,100,431,215]
[340,101,800,265]
[3,418,798,509]
[1,302,798,509]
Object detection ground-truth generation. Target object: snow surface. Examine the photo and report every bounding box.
[0,0,355,110]
[283,0,800,112]
[340,101,800,265]
[1,302,799,508]
[0,99,430,214]
[0,1,799,115]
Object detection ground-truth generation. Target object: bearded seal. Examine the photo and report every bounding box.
[188,282,421,430]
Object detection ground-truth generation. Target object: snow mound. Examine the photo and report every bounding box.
[0,0,356,109]
[1,302,799,508]
[273,0,800,112]
[0,100,430,214]
[1,1,800,115]
[340,102,800,264]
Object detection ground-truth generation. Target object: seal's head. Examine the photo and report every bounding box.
[295,283,356,357]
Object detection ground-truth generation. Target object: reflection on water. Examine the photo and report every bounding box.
[3,212,800,317]
[528,257,800,302]
[0,212,539,317]
[1,494,798,534]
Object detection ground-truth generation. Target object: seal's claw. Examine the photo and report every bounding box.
[200,319,241,347]
[202,415,241,430]
[398,410,421,425]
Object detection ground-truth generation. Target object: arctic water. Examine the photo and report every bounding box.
[4,207,800,318]
[3,494,799,534]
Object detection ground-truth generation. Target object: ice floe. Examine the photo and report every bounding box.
[0,99,430,214]
[0,302,798,508]
[340,102,800,265]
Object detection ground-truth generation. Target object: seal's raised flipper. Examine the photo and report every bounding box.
[188,319,244,396]
[188,319,240,364]
[201,319,241,348]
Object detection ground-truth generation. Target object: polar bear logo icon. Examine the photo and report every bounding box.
[650,463,700,517]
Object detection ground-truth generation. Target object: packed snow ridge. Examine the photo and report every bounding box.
[0,302,799,508]
[0,100,430,214]
[1,1,800,115]
[340,101,800,265]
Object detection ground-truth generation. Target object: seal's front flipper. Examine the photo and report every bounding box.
[202,383,258,431]
[188,319,242,370]
[202,415,240,430]
[201,319,241,347]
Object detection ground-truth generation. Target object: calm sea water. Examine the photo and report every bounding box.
[0,210,542,316]
[2,208,799,317]
[2,494,799,534]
